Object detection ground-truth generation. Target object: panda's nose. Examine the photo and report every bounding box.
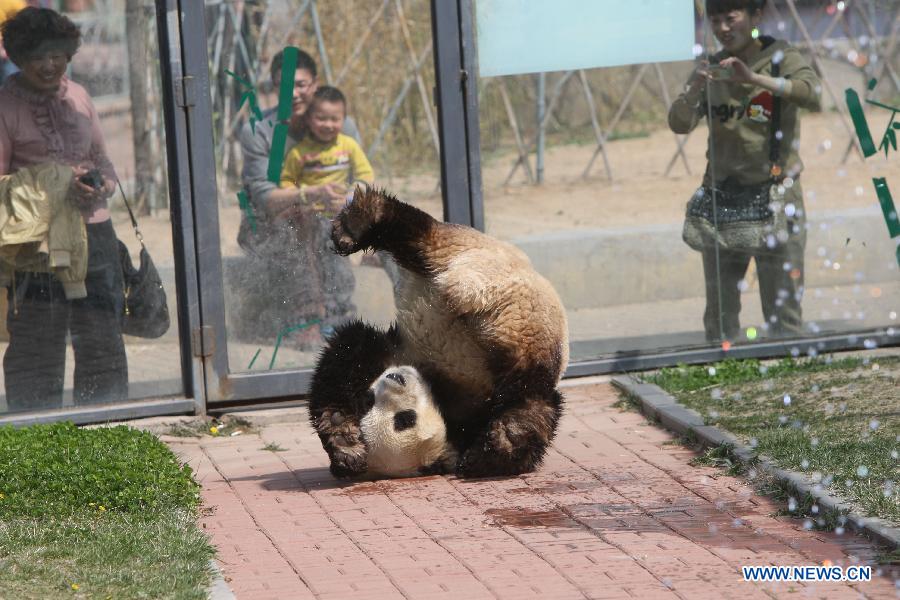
[385,372,406,386]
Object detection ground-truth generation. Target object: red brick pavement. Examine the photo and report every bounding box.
[164,382,899,600]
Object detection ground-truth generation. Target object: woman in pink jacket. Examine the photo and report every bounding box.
[0,6,126,412]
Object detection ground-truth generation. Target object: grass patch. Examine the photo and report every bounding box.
[0,422,215,598]
[262,442,286,452]
[643,356,900,525]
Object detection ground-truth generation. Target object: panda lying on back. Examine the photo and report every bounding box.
[361,366,457,478]
[309,187,568,478]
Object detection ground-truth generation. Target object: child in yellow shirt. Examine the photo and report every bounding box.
[280,85,374,216]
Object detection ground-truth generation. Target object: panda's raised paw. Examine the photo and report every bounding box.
[330,187,390,255]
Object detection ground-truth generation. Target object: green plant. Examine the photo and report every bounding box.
[645,355,900,524]
[0,422,200,517]
[0,422,215,598]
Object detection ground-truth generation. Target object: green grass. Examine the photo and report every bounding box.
[642,356,900,525]
[0,422,215,599]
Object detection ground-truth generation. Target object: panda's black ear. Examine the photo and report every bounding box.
[393,410,417,431]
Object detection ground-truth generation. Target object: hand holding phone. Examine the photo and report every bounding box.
[78,168,104,190]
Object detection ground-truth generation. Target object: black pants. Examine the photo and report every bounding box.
[4,221,128,412]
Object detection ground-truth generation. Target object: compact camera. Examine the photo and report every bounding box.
[78,168,104,190]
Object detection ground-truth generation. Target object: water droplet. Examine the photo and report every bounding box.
[779,415,789,424]
[811,504,819,514]
[857,465,869,477]
[869,420,879,431]
[711,388,723,400]
[732,518,743,527]
[788,497,798,511]
[708,367,717,377]
[811,437,819,446]
[835,526,845,535]
[803,519,814,530]
[749,437,758,448]
[783,394,792,406]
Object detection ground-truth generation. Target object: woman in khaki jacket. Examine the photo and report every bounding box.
[669,0,821,342]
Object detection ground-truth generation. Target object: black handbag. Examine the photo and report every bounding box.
[682,61,788,252]
[116,181,170,338]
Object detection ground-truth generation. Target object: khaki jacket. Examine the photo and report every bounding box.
[0,163,88,299]
[668,37,822,186]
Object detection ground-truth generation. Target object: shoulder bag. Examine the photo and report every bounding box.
[116,181,170,338]
[682,61,789,253]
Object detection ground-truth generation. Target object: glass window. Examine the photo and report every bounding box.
[0,2,182,415]
[205,0,441,374]
[474,0,899,363]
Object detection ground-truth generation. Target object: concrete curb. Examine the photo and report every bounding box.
[207,560,236,600]
[611,375,900,551]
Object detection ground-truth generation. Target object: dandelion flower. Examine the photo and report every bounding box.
[71,583,79,591]
[210,426,219,435]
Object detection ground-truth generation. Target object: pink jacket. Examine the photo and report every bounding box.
[0,74,116,223]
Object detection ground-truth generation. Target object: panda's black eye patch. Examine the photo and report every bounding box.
[393,410,417,431]
[386,372,406,386]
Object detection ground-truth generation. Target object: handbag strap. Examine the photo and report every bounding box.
[769,60,782,180]
[116,179,146,249]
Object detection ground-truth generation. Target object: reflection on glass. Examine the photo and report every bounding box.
[215,0,441,373]
[477,0,899,362]
[0,5,181,415]
[671,0,820,343]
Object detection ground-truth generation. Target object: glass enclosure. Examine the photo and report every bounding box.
[0,0,182,415]
[473,0,900,364]
[203,0,441,375]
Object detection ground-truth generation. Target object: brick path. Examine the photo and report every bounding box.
[164,380,898,600]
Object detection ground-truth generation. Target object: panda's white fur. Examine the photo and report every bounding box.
[360,366,457,478]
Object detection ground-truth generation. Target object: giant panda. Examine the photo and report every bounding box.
[309,187,568,478]
[360,365,457,478]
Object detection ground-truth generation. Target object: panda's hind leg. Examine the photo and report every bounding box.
[456,385,564,478]
[309,319,397,477]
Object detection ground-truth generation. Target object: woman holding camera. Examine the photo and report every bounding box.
[0,7,126,411]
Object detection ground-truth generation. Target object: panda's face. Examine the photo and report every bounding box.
[360,366,456,477]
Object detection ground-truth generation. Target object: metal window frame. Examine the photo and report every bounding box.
[0,0,205,427]
[6,1,897,427]
[169,0,488,407]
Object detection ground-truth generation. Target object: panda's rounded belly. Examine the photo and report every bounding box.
[394,275,493,399]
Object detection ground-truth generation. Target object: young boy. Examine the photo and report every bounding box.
[280,85,374,215]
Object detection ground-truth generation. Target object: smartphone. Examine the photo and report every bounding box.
[708,64,733,80]
[78,168,104,190]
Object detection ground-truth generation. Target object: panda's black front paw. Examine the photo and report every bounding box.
[329,444,368,478]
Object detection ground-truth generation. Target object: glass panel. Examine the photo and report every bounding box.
[475,0,899,363]
[0,1,182,415]
[207,0,441,373]
[696,1,899,350]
